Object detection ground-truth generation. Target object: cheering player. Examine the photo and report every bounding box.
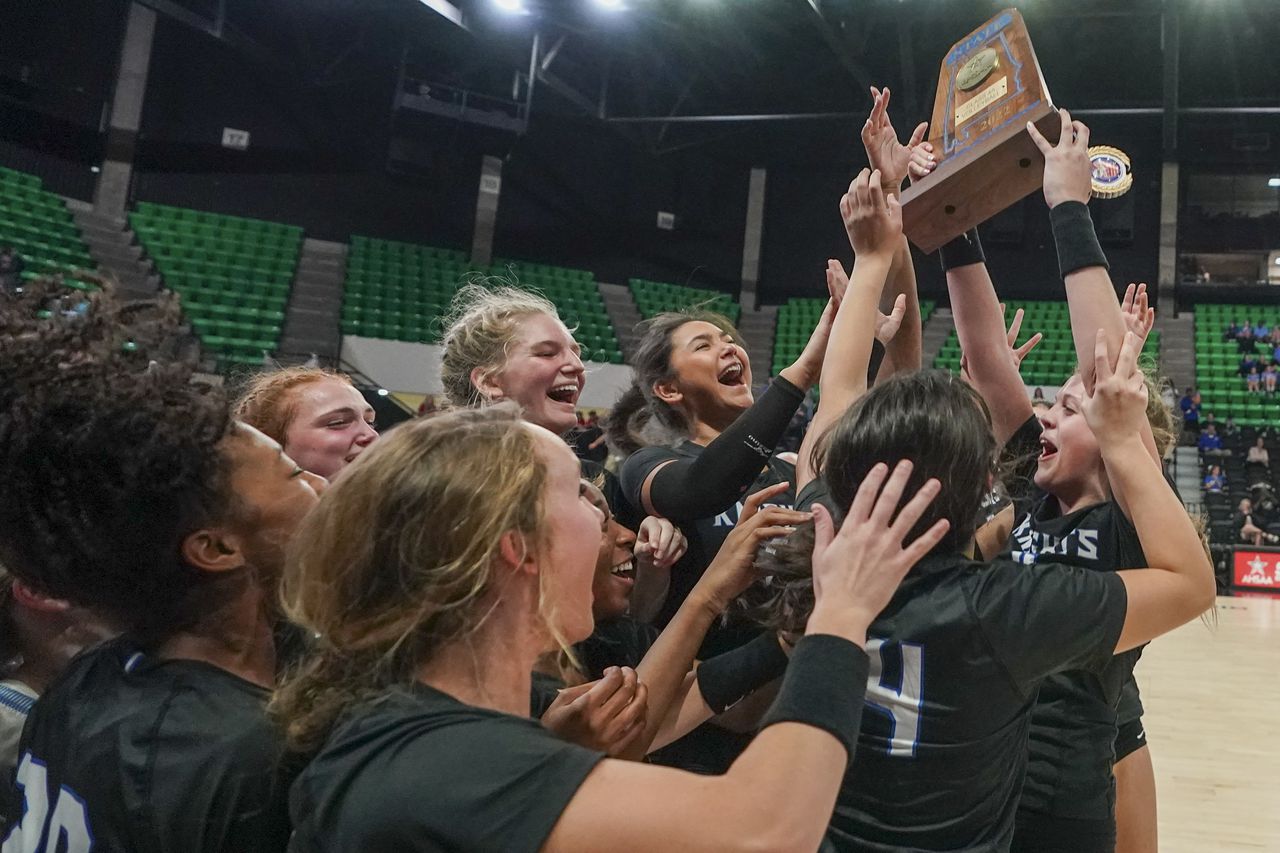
[235,366,378,480]
[274,405,949,852]
[0,279,325,852]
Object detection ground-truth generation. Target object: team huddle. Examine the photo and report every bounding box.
[0,92,1212,853]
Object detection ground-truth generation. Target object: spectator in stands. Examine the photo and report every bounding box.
[1203,465,1226,494]
[0,247,21,293]
[1238,321,1257,353]
[1265,361,1278,395]
[1199,423,1225,456]
[1247,366,1262,393]
[235,366,378,480]
[1247,436,1270,469]
[1236,498,1267,546]
[1180,388,1201,435]
[1257,319,1271,341]
[1225,319,1240,340]
[1270,326,1280,347]
[1238,354,1259,377]
[1224,416,1241,441]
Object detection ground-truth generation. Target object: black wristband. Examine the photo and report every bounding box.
[696,632,790,714]
[759,633,869,760]
[938,228,985,272]
[1049,201,1109,278]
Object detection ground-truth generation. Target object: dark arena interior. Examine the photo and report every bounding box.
[0,1,1277,851]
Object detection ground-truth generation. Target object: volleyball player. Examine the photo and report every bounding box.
[757,323,1212,851]
[938,110,1177,852]
[235,366,378,480]
[440,282,685,604]
[273,405,950,852]
[0,279,325,852]
[538,479,811,760]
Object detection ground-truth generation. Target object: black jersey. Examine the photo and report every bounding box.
[0,638,290,853]
[999,419,1148,823]
[577,617,660,679]
[620,440,795,655]
[578,457,643,533]
[289,683,603,853]
[825,553,1128,852]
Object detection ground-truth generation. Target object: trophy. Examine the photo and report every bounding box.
[899,8,1061,252]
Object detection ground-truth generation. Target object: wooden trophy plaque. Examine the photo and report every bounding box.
[899,8,1061,253]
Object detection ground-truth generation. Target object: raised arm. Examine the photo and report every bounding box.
[634,307,836,519]
[1081,331,1215,654]
[861,86,928,377]
[796,169,899,491]
[1028,110,1163,502]
[1027,109,1128,390]
[944,241,1038,445]
[545,463,949,853]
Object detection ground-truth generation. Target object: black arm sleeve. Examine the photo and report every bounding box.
[696,631,791,714]
[644,376,805,520]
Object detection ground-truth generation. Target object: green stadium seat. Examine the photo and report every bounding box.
[132,201,303,367]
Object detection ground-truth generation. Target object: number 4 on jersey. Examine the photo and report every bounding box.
[1,753,91,853]
[864,639,924,758]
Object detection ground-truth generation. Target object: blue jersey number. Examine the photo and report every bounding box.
[2,753,91,853]
[865,639,924,758]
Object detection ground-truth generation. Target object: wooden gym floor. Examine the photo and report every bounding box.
[1138,594,1280,851]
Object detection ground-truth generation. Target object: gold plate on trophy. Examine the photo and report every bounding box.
[1088,145,1133,199]
[899,8,1058,252]
[956,48,999,91]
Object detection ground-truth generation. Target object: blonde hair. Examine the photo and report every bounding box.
[234,366,355,444]
[270,406,567,754]
[439,281,561,409]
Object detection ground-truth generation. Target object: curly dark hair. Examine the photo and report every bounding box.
[0,276,237,641]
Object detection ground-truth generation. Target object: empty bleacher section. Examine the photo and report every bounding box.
[342,236,624,363]
[1195,305,1280,427]
[774,297,935,377]
[933,301,1161,387]
[0,166,96,283]
[628,278,742,325]
[131,202,303,369]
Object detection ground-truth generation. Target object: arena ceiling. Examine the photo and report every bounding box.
[3,0,1277,165]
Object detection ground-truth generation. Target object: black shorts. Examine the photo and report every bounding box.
[1012,812,1115,853]
[1114,717,1148,763]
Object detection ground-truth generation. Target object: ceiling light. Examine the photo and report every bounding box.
[594,0,625,8]
[1270,177,1280,188]
[377,388,390,396]
[493,0,526,13]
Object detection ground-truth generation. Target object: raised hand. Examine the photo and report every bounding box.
[861,86,934,192]
[875,293,909,346]
[698,481,812,612]
[805,460,949,645]
[840,168,903,260]
[1026,108,1091,209]
[542,667,649,757]
[1082,329,1149,446]
[634,516,688,572]
[959,305,1043,385]
[1120,282,1156,342]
